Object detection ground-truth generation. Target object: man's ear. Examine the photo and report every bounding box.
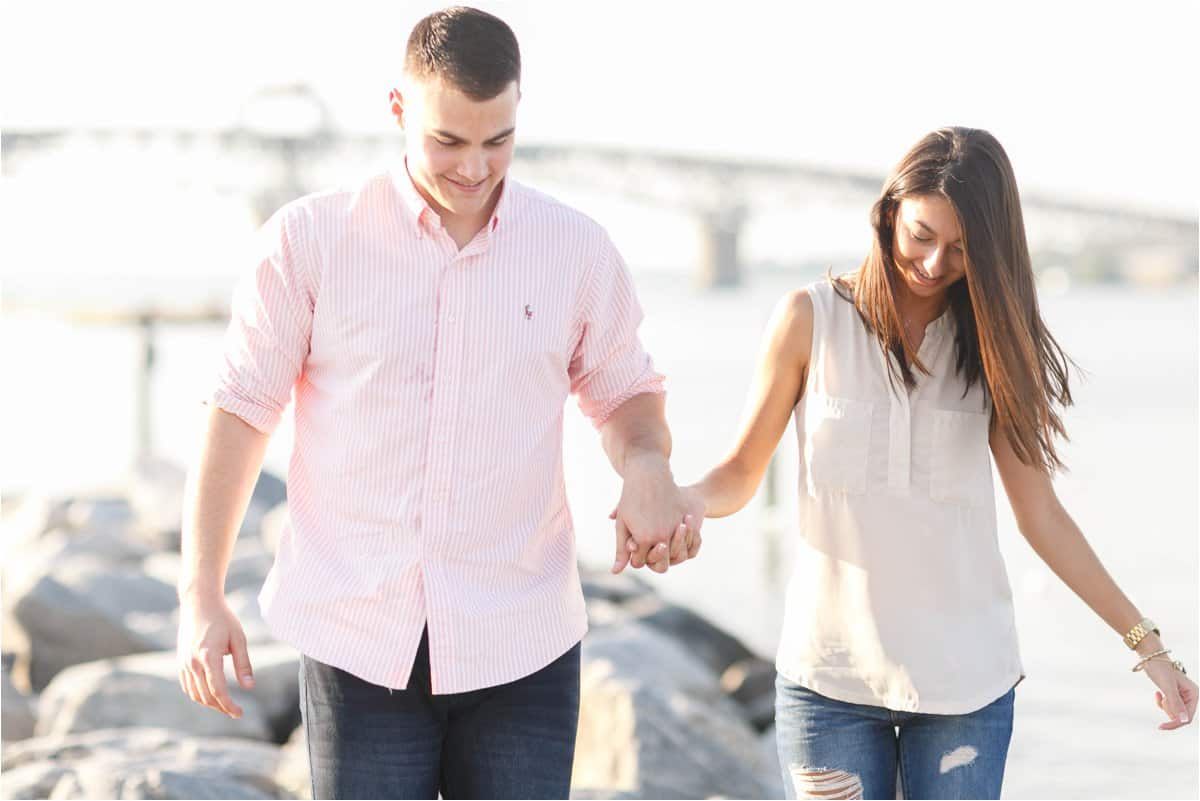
[389,88,405,129]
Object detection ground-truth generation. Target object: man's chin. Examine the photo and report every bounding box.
[440,196,484,216]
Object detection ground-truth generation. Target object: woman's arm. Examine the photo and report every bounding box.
[991,427,1197,729]
[688,289,813,518]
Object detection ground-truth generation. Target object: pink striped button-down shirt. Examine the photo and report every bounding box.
[209,163,664,693]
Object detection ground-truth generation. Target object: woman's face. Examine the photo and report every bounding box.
[890,194,967,301]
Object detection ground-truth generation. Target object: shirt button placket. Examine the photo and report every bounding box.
[888,392,911,494]
[427,266,464,531]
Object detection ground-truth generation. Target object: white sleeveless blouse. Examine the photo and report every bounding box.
[775,279,1023,714]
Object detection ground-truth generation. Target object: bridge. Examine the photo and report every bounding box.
[5,83,1196,288]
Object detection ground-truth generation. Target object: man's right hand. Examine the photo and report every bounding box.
[176,594,255,719]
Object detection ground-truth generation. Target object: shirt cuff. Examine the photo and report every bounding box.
[588,373,666,428]
[204,387,283,435]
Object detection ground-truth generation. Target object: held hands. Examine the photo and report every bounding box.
[176,592,255,719]
[610,454,705,574]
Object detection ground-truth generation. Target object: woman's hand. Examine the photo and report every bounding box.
[1141,657,1197,730]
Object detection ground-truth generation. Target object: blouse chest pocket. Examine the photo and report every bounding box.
[929,409,993,507]
[804,393,873,495]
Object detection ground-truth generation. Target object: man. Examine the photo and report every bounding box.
[176,6,701,799]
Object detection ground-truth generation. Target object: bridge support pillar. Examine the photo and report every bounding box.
[697,205,747,288]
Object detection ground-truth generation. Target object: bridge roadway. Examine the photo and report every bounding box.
[5,121,1196,287]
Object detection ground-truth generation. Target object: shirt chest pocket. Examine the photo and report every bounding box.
[804,393,873,495]
[929,409,993,506]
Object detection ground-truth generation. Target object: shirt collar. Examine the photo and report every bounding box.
[390,158,513,238]
[391,158,436,230]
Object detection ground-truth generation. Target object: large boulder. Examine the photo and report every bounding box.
[227,586,275,645]
[7,554,179,690]
[127,458,287,551]
[1,605,32,693]
[260,502,290,554]
[225,538,275,595]
[721,657,778,732]
[0,493,137,553]
[2,666,36,742]
[580,570,656,605]
[142,551,183,587]
[636,602,756,677]
[242,642,302,742]
[153,539,274,596]
[571,623,776,799]
[0,727,286,800]
[275,725,311,800]
[759,725,786,799]
[36,651,273,741]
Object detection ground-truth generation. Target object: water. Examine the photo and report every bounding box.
[2,275,1196,798]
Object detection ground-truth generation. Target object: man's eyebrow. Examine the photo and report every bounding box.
[430,128,515,143]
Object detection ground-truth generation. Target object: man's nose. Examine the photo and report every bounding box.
[458,151,488,183]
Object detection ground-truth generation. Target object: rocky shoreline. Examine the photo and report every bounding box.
[2,462,782,799]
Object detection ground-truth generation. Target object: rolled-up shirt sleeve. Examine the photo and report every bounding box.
[569,234,665,427]
[206,204,317,435]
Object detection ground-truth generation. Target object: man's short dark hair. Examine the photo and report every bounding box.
[405,7,521,100]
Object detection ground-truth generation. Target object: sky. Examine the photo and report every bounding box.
[3,1,1198,217]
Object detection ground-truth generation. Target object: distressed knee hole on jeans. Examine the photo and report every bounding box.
[788,766,864,799]
[938,745,978,774]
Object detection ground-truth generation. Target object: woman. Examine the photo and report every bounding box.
[681,128,1196,798]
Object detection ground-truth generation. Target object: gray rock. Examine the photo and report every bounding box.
[275,725,311,800]
[0,760,68,800]
[572,623,775,799]
[760,725,785,799]
[1,494,145,592]
[721,657,778,732]
[38,524,153,566]
[2,666,36,741]
[0,493,136,551]
[580,570,656,604]
[127,458,287,551]
[36,651,273,741]
[8,555,179,690]
[243,642,302,743]
[228,586,274,645]
[1,727,285,800]
[60,497,138,536]
[226,539,274,595]
[636,603,756,677]
[142,551,182,587]
[259,502,289,554]
[125,457,188,552]
[2,605,32,693]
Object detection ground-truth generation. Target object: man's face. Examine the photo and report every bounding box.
[391,75,518,222]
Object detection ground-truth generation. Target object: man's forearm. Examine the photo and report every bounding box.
[179,406,271,601]
[600,392,671,477]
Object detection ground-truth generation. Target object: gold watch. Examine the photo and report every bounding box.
[1123,617,1160,650]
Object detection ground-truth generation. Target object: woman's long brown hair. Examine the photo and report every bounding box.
[835,127,1074,471]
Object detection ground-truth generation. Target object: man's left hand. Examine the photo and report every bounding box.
[610,454,704,574]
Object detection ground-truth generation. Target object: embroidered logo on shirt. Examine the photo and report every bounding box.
[524,305,534,320]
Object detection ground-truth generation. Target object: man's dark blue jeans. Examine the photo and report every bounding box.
[299,629,581,799]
